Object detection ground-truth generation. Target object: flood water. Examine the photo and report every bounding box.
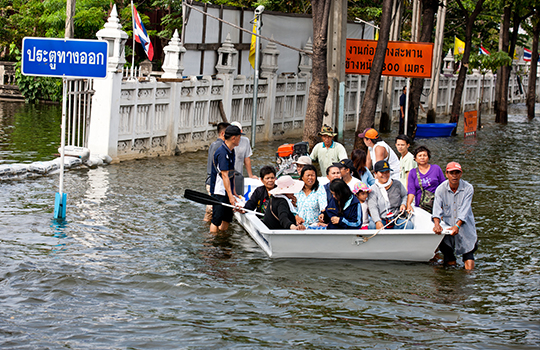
[1,100,539,348]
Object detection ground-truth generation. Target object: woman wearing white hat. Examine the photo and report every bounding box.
[263,176,306,230]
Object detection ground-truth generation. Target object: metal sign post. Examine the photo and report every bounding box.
[250,6,264,149]
[22,37,108,220]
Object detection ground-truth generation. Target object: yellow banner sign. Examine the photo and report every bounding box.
[346,39,434,78]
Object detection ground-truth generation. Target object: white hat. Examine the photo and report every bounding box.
[269,175,304,195]
[231,121,243,131]
[295,156,312,165]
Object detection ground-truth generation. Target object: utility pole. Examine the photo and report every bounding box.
[379,0,403,132]
[324,0,347,142]
[65,0,76,39]
[426,0,447,122]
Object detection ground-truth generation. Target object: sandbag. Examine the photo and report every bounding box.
[57,156,82,169]
[29,161,59,175]
[84,155,104,169]
[60,146,90,161]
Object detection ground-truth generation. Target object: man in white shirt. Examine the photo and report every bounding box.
[395,134,417,188]
[230,121,258,179]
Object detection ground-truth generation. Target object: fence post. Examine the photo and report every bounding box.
[87,4,128,161]
[215,33,238,121]
[260,39,280,141]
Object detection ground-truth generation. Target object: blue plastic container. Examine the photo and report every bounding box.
[415,123,457,138]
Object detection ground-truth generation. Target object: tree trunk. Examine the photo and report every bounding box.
[407,0,439,138]
[495,4,512,124]
[527,13,539,119]
[449,0,484,128]
[303,0,332,147]
[353,0,394,149]
[65,0,76,39]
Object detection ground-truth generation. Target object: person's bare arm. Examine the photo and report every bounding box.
[374,146,387,163]
[244,157,258,179]
[221,170,237,205]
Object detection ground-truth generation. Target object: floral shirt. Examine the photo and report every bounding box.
[295,185,328,225]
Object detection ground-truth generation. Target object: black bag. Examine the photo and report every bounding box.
[214,160,244,196]
[417,168,435,212]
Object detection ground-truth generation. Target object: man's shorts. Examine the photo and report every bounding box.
[211,194,233,227]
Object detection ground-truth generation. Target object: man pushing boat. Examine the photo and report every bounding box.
[208,125,243,233]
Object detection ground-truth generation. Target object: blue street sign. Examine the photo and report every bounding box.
[22,37,108,79]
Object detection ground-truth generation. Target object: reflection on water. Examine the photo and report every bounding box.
[0,101,539,348]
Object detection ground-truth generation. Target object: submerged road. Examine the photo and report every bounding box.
[0,101,539,348]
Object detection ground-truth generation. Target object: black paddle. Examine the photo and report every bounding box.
[184,189,264,217]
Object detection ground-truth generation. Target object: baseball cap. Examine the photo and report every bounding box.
[358,128,379,139]
[446,161,462,172]
[224,125,244,137]
[230,121,243,131]
[339,159,355,171]
[373,160,392,172]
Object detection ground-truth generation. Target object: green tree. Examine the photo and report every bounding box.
[468,50,512,126]
[449,0,485,130]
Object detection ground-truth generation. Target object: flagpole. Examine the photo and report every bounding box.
[131,0,135,78]
[251,5,264,149]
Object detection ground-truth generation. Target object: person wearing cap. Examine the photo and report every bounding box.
[230,121,258,179]
[335,159,362,192]
[432,162,478,270]
[209,125,243,232]
[309,124,348,176]
[352,182,372,229]
[405,146,445,213]
[204,122,230,222]
[367,160,413,230]
[359,128,400,180]
[294,155,312,175]
[263,176,306,230]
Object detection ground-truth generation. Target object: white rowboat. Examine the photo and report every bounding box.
[236,178,447,261]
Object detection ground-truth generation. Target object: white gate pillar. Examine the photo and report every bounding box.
[87,4,128,161]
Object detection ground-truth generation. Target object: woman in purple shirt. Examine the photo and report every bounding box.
[406,146,445,212]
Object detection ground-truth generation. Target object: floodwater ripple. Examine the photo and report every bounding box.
[1,103,539,348]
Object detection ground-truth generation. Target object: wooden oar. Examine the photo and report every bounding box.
[184,189,264,217]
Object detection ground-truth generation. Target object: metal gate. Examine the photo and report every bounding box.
[67,79,94,148]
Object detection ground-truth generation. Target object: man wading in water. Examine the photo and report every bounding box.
[432,162,478,270]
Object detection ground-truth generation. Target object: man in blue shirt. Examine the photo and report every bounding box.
[399,86,406,135]
[209,125,243,232]
[204,122,230,222]
[432,162,478,270]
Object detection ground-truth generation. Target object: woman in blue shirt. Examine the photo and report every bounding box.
[295,165,327,226]
[321,179,362,230]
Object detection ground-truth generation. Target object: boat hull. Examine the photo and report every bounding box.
[234,206,446,261]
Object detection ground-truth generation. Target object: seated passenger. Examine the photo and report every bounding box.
[351,149,376,186]
[295,165,328,226]
[352,182,371,230]
[263,176,306,230]
[335,159,362,191]
[368,160,413,230]
[244,166,276,213]
[320,179,362,229]
[294,156,312,175]
[323,164,342,203]
[406,145,445,213]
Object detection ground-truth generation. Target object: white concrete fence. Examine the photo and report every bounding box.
[87,6,538,162]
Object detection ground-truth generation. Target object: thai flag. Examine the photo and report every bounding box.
[133,5,154,61]
[524,48,532,62]
[479,45,490,55]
